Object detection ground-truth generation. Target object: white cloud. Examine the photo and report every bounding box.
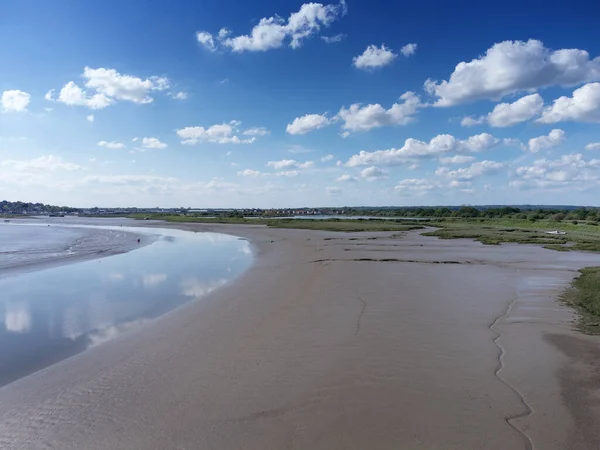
[353,45,398,70]
[98,141,125,149]
[359,166,388,181]
[326,186,342,196]
[173,91,188,100]
[425,39,600,106]
[141,137,167,149]
[438,155,475,165]
[336,174,358,182]
[586,142,600,151]
[1,155,83,172]
[322,33,345,44]
[338,91,421,133]
[528,129,565,153]
[267,159,314,170]
[86,114,94,122]
[177,123,256,145]
[238,169,262,177]
[511,153,600,190]
[537,83,600,123]
[400,43,417,57]
[1,90,31,112]
[435,160,505,180]
[346,132,500,167]
[320,154,335,162]
[197,31,216,51]
[83,67,169,104]
[286,113,331,135]
[487,93,544,127]
[462,94,545,127]
[242,126,270,136]
[57,81,113,109]
[45,90,55,101]
[203,0,347,53]
[276,170,300,177]
[55,67,170,109]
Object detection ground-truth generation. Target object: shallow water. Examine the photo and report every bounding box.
[0,225,252,387]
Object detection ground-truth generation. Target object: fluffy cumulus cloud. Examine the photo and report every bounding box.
[528,129,565,153]
[57,81,113,109]
[55,67,170,109]
[177,122,256,145]
[425,40,600,106]
[2,90,31,112]
[511,153,600,190]
[266,159,314,170]
[435,160,505,180]
[1,155,82,172]
[198,0,347,52]
[86,114,95,122]
[477,93,545,128]
[537,83,600,123]
[286,113,331,134]
[338,91,421,133]
[97,140,125,149]
[345,132,500,167]
[359,166,388,181]
[353,45,398,70]
[400,43,417,57]
[141,137,167,149]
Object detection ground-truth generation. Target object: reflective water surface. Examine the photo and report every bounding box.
[0,225,252,387]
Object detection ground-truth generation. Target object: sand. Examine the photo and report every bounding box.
[1,220,599,449]
[0,221,151,278]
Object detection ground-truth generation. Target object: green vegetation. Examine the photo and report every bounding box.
[561,267,600,333]
[423,218,600,252]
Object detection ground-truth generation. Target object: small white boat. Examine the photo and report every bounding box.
[546,230,566,235]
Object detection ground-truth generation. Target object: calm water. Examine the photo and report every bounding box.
[0,225,252,387]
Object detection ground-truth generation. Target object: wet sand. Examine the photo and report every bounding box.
[0,222,151,278]
[1,221,599,449]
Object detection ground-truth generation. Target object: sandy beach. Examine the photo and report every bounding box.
[1,220,599,449]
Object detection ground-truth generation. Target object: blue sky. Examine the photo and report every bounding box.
[2,0,600,208]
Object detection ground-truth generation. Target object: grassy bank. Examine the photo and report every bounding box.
[423,218,600,252]
[562,267,600,333]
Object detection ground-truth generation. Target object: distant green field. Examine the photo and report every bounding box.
[424,218,600,252]
[562,267,600,333]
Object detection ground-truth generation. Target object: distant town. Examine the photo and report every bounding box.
[2,200,600,222]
